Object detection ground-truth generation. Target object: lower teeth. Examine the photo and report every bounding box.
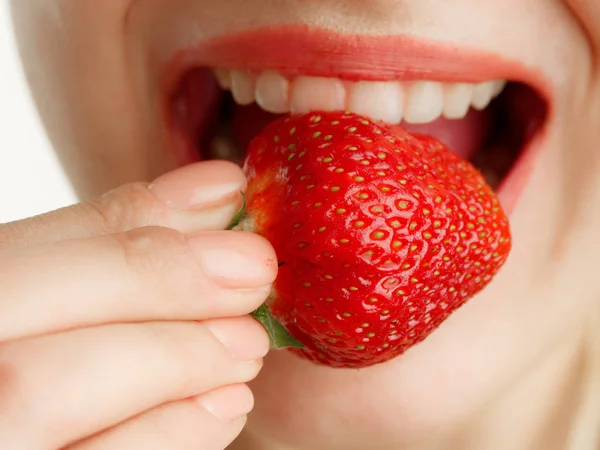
[206,128,245,164]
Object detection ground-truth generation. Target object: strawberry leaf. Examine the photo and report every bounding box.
[252,303,304,349]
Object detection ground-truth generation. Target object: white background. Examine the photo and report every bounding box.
[0,2,76,223]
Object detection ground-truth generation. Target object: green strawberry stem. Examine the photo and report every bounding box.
[227,192,247,230]
[227,193,304,350]
[252,303,304,349]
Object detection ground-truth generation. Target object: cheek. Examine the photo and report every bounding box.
[10,0,171,198]
[565,0,600,54]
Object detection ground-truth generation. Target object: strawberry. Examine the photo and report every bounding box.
[232,111,511,368]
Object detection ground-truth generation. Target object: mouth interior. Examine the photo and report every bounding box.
[169,68,548,189]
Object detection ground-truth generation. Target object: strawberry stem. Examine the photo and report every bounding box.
[227,192,247,230]
[252,303,304,349]
[227,192,304,350]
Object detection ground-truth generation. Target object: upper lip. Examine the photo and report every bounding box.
[162,24,553,111]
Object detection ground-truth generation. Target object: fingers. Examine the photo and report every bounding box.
[0,318,268,449]
[0,160,246,247]
[69,384,253,450]
[0,227,276,341]
[0,160,268,450]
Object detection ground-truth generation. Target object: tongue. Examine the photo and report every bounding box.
[230,103,492,161]
[401,109,492,160]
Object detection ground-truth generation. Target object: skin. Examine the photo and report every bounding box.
[7,0,600,449]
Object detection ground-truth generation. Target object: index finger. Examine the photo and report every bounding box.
[0,161,246,248]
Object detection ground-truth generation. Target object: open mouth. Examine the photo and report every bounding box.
[165,30,550,210]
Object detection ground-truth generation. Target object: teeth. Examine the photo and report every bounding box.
[230,71,255,105]
[471,81,497,111]
[208,134,244,164]
[443,83,474,120]
[214,69,232,90]
[255,71,290,114]
[403,81,444,124]
[492,80,507,96]
[215,69,507,125]
[347,81,404,124]
[289,76,346,114]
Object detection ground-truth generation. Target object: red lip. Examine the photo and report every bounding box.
[162,25,553,213]
[165,24,552,89]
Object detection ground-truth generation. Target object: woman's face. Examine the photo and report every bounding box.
[10,1,600,448]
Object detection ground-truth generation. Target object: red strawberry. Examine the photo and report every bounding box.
[233,111,511,368]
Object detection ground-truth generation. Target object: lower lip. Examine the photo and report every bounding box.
[163,25,554,215]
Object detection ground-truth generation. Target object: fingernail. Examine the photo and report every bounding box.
[149,160,247,211]
[188,231,278,289]
[204,317,270,361]
[196,384,254,422]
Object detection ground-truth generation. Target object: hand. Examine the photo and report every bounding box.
[0,160,276,450]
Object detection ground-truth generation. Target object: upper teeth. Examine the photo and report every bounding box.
[214,69,507,124]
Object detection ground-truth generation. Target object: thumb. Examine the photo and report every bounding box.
[0,160,246,247]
